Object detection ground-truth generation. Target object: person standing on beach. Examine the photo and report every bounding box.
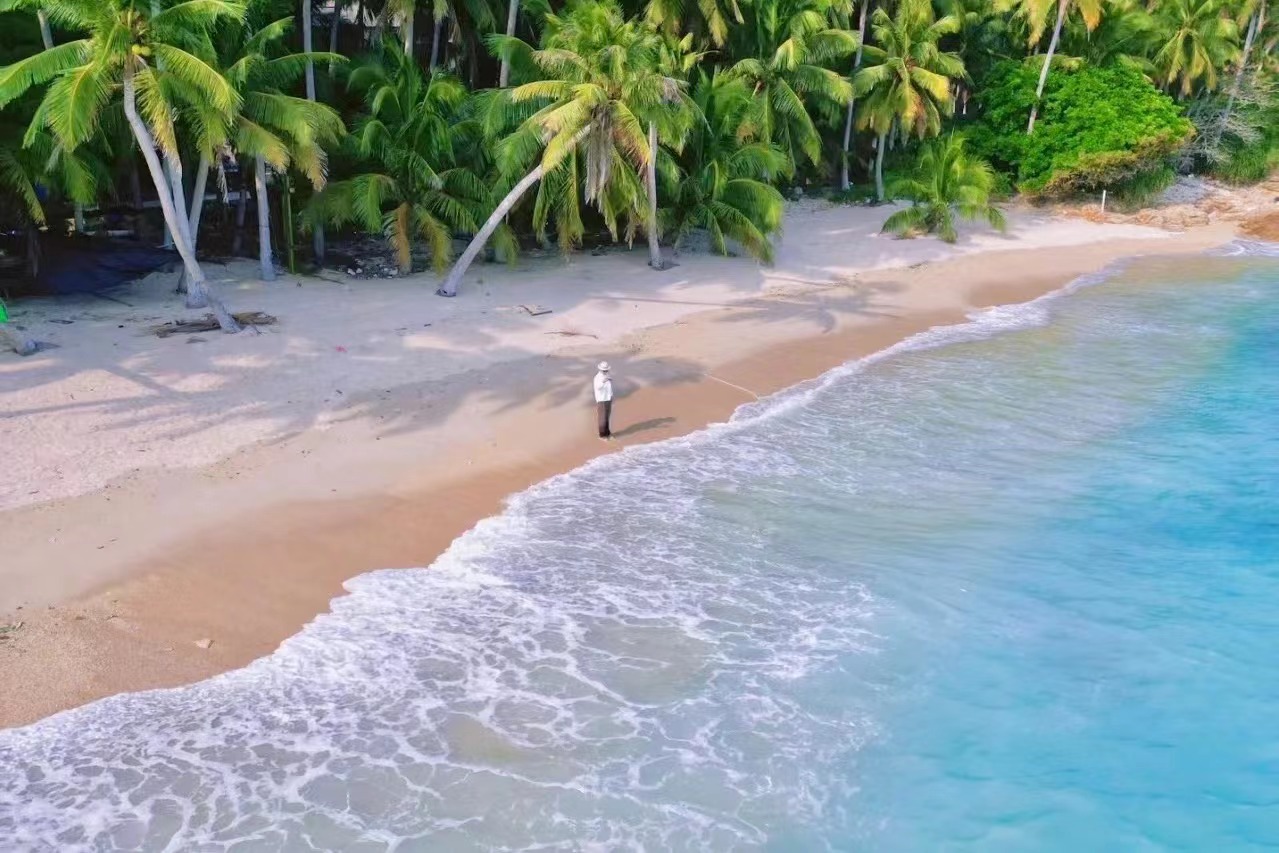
[594,362,614,440]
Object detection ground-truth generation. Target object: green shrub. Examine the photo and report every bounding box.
[968,61,1193,201]
[1213,141,1279,184]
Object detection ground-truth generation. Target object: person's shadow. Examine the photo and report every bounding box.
[613,417,676,439]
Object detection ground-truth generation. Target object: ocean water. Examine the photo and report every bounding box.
[2,245,1277,851]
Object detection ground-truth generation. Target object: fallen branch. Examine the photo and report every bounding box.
[152,311,277,338]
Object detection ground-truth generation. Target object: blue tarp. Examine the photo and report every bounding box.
[37,237,179,295]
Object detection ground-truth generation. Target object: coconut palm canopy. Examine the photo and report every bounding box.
[0,0,1271,309]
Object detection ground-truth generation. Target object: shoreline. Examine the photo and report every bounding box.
[0,219,1239,730]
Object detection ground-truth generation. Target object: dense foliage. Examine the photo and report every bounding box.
[0,0,1273,310]
[968,61,1194,200]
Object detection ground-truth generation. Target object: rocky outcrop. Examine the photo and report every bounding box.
[1059,175,1279,235]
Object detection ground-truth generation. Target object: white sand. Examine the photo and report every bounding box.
[0,200,1168,513]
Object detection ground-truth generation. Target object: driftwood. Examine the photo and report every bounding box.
[152,311,277,338]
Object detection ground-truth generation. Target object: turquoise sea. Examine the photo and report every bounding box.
[1,244,1277,851]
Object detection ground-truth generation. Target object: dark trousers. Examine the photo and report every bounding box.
[597,400,613,438]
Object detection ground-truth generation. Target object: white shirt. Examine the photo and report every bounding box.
[593,372,613,403]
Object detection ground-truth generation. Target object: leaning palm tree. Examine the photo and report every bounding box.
[999,0,1104,132]
[853,0,965,201]
[308,44,490,275]
[881,134,1005,243]
[727,0,857,170]
[438,1,688,296]
[1152,0,1240,98]
[0,0,244,330]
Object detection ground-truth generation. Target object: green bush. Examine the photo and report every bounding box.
[1213,142,1279,184]
[968,61,1193,200]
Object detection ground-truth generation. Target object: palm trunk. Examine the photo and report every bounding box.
[403,12,415,57]
[188,154,209,243]
[233,164,249,255]
[36,9,53,50]
[166,152,198,299]
[166,157,188,242]
[177,153,210,295]
[123,67,238,332]
[430,16,444,68]
[43,6,87,235]
[303,0,316,100]
[499,0,518,86]
[329,3,340,73]
[874,132,886,202]
[646,121,662,270]
[129,160,144,210]
[25,225,39,278]
[839,0,870,191]
[438,125,592,296]
[1222,8,1261,129]
[304,0,327,265]
[254,156,276,281]
[1027,0,1067,134]
[437,166,541,296]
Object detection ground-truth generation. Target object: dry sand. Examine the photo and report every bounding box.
[0,199,1239,729]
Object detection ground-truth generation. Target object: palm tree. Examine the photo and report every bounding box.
[727,0,857,170]
[0,0,244,330]
[881,134,1005,242]
[1152,0,1240,98]
[839,0,870,191]
[204,11,344,281]
[1064,0,1155,71]
[665,71,787,261]
[302,0,328,264]
[645,0,743,48]
[308,44,490,274]
[380,0,418,55]
[1000,0,1104,133]
[438,1,687,296]
[1219,0,1274,131]
[853,0,964,201]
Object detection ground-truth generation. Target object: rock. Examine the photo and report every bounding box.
[195,638,213,650]
[1241,210,1279,242]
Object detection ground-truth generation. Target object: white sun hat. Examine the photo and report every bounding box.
[598,361,610,372]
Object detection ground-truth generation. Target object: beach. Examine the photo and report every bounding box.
[0,199,1241,730]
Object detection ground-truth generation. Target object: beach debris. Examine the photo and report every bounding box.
[0,621,24,640]
[151,312,276,338]
[194,638,214,650]
[521,304,553,316]
[545,329,598,339]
